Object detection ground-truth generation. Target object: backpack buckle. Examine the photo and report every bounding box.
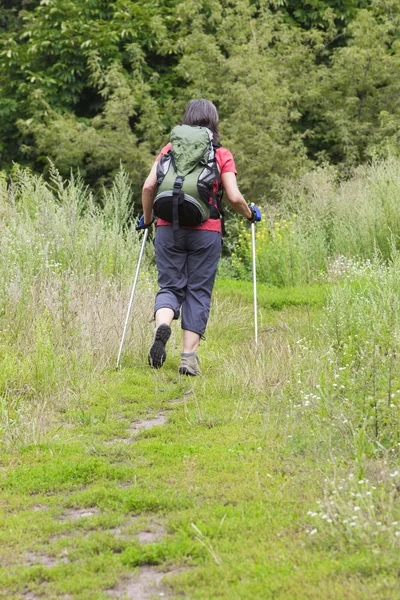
[173,176,184,189]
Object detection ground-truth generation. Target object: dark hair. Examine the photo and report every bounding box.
[183,99,220,141]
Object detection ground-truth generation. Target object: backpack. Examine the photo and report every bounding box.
[153,125,224,230]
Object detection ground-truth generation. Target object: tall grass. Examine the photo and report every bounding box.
[201,258,400,550]
[0,164,154,449]
[230,158,400,286]
[1,160,399,554]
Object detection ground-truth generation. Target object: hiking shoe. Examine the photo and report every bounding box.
[148,324,171,369]
[178,352,201,376]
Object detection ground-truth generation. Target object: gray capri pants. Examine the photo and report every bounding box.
[154,226,222,336]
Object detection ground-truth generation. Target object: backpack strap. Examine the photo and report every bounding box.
[172,175,185,238]
[156,150,173,187]
[211,141,226,235]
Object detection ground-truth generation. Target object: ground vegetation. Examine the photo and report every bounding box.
[0,164,399,598]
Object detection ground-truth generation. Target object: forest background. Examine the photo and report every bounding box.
[1,0,400,202]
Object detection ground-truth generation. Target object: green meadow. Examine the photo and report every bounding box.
[0,165,399,599]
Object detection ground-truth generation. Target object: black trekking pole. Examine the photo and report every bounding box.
[116,228,149,369]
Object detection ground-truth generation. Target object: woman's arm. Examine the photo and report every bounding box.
[221,172,253,219]
[142,161,158,224]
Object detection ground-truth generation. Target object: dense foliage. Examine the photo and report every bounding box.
[1,0,400,200]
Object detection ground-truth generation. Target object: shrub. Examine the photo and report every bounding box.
[228,158,400,287]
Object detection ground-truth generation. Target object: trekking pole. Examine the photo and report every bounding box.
[116,228,149,369]
[251,221,258,345]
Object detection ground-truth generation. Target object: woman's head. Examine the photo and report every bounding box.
[183,99,220,140]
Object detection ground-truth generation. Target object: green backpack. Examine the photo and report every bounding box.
[154,125,223,229]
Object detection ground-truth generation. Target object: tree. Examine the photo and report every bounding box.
[1,0,400,199]
[309,4,400,164]
[0,0,179,180]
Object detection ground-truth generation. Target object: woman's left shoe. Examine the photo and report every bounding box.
[178,351,202,376]
[148,324,171,369]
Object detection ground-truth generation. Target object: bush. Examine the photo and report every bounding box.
[227,158,400,287]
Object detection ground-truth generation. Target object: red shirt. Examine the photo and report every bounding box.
[156,143,237,233]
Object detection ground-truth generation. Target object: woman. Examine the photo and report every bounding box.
[138,99,261,376]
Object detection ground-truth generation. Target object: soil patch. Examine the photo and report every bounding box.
[128,412,167,434]
[104,437,133,446]
[105,411,167,446]
[23,591,71,600]
[136,528,166,544]
[58,507,101,521]
[32,504,48,511]
[24,551,70,567]
[111,518,166,544]
[107,565,184,599]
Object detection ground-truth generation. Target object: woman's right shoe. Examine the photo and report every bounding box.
[178,352,201,376]
[148,324,171,369]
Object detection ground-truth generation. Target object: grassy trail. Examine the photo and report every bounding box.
[0,282,398,600]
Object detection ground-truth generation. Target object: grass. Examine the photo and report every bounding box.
[215,278,329,309]
[1,284,399,599]
[1,164,400,599]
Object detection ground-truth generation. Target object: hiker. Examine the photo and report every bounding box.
[137,99,261,376]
